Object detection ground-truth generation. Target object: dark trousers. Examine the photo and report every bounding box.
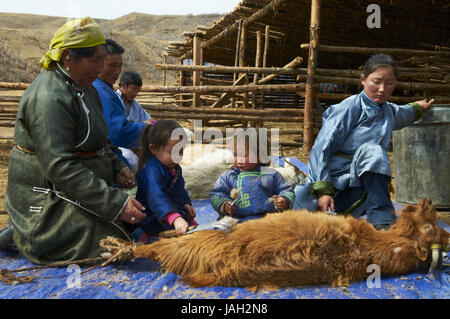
[334,172,396,225]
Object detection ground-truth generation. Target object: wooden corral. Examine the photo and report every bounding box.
[0,0,449,152]
[162,0,450,151]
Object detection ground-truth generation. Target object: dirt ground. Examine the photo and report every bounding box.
[0,122,449,229]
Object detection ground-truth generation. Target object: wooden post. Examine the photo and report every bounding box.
[239,22,249,127]
[263,25,270,73]
[304,0,320,152]
[253,30,263,127]
[232,19,243,108]
[162,54,167,86]
[178,58,185,107]
[193,35,202,107]
[261,25,270,111]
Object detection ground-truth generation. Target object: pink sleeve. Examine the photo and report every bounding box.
[164,212,182,226]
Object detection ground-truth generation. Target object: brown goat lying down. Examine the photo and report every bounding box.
[106,198,449,288]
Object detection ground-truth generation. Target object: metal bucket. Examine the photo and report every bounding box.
[393,105,450,209]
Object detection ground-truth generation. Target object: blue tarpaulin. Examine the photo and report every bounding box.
[1,157,449,299]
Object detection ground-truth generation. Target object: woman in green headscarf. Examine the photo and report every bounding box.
[2,17,146,264]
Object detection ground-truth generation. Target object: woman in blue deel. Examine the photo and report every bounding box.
[293,54,434,230]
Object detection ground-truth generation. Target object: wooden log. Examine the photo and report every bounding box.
[139,83,307,94]
[0,97,20,102]
[300,44,450,58]
[253,30,263,127]
[201,0,288,50]
[142,104,306,116]
[199,77,234,85]
[239,22,249,127]
[155,64,306,76]
[148,112,303,123]
[0,121,15,127]
[210,74,248,108]
[310,92,450,104]
[0,139,15,151]
[197,127,306,135]
[0,82,30,90]
[296,74,450,91]
[304,0,321,152]
[279,142,302,147]
[0,105,19,114]
[261,25,270,120]
[193,35,202,107]
[162,54,167,87]
[263,25,270,75]
[258,57,303,85]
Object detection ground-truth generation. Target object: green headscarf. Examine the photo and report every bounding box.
[39,16,105,70]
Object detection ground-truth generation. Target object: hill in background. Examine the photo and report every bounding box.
[0,12,221,84]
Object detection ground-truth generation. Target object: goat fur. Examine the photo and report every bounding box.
[111,198,449,289]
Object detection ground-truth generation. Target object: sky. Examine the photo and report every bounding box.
[0,0,242,19]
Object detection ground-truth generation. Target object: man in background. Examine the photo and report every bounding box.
[93,39,146,175]
[116,71,153,168]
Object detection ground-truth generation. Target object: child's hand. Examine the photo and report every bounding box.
[274,195,288,211]
[172,217,189,236]
[184,204,197,220]
[224,201,237,215]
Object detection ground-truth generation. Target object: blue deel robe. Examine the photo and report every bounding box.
[210,166,295,222]
[294,90,423,216]
[93,78,146,149]
[135,156,193,234]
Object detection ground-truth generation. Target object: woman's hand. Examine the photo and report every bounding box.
[118,197,146,224]
[414,98,435,112]
[223,201,237,215]
[184,204,197,220]
[115,168,137,188]
[172,217,189,236]
[317,194,335,212]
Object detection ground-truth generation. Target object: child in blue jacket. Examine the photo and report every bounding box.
[134,120,197,240]
[210,129,295,223]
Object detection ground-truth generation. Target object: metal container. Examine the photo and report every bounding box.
[393,105,450,209]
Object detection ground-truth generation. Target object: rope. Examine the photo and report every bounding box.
[0,237,138,285]
[0,255,111,285]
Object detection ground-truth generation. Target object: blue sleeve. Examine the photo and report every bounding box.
[273,172,295,208]
[93,80,146,148]
[308,97,360,184]
[390,103,421,131]
[138,165,181,224]
[135,101,151,121]
[209,171,233,212]
[183,189,192,206]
